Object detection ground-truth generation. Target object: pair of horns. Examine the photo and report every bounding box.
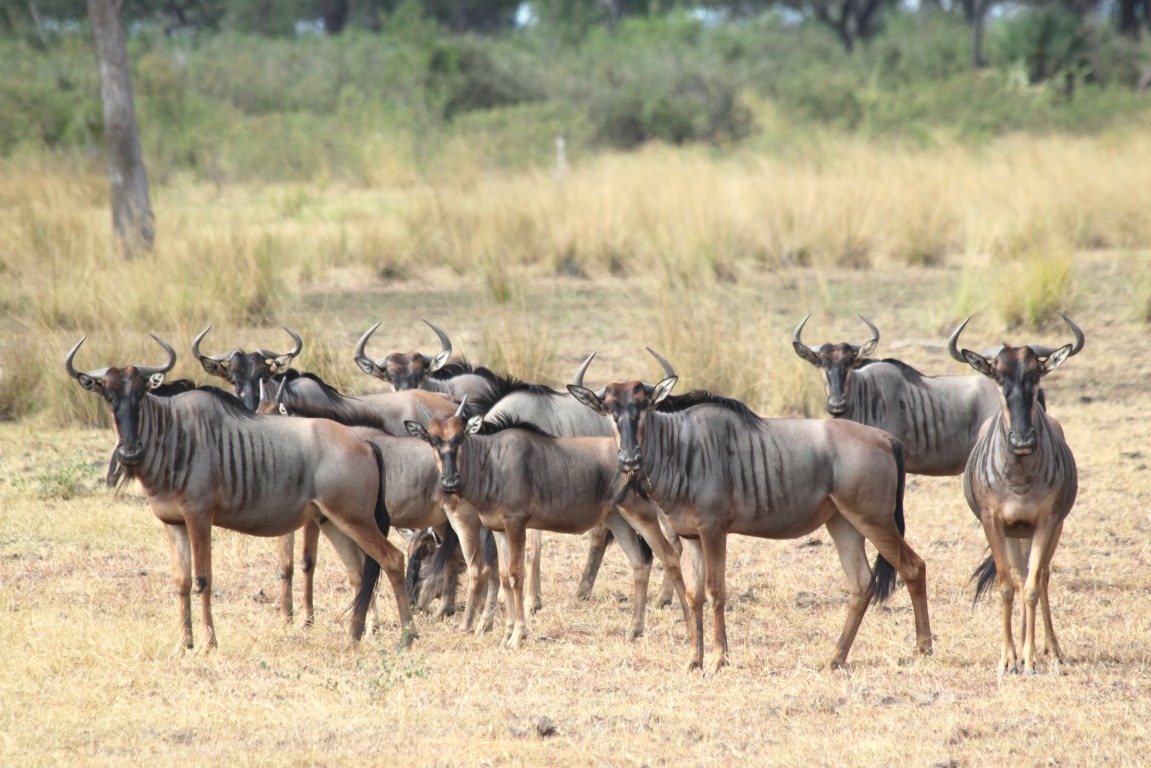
[355,319,452,362]
[948,312,1085,363]
[192,323,303,362]
[572,347,676,389]
[65,334,177,381]
[792,315,879,354]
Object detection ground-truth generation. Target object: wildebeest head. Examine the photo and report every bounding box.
[355,319,453,391]
[568,348,678,474]
[405,396,473,494]
[949,312,1084,456]
[65,334,177,467]
[192,323,302,411]
[791,315,880,417]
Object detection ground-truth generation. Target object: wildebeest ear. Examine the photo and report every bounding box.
[466,415,484,434]
[428,349,451,373]
[857,338,878,359]
[792,342,821,367]
[76,373,104,393]
[268,355,294,375]
[1042,344,1074,375]
[199,357,230,379]
[652,376,678,406]
[147,373,166,389]
[567,384,603,413]
[357,358,388,380]
[404,421,429,440]
[961,350,996,380]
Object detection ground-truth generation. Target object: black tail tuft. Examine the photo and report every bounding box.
[351,441,389,640]
[480,525,497,567]
[870,438,907,606]
[970,553,999,605]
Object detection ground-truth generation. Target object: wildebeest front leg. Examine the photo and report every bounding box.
[184,512,217,650]
[603,510,652,641]
[575,523,612,600]
[617,498,689,627]
[680,538,707,673]
[277,530,295,624]
[1023,520,1064,674]
[163,522,194,649]
[983,519,1019,675]
[300,519,321,626]
[1037,522,1066,666]
[446,505,488,633]
[524,528,543,614]
[504,521,530,648]
[824,514,874,669]
[699,528,729,674]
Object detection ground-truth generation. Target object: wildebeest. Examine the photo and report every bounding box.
[192,323,323,626]
[949,313,1083,675]
[569,349,932,673]
[66,334,415,650]
[466,358,680,611]
[353,319,493,400]
[405,404,689,648]
[265,379,499,633]
[792,315,1001,475]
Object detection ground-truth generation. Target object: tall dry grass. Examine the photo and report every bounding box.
[3,130,1151,423]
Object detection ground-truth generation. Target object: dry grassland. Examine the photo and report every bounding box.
[3,249,1150,767]
[3,132,1151,765]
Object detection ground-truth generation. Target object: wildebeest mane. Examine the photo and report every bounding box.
[859,357,925,384]
[194,385,262,421]
[477,413,553,437]
[467,370,561,415]
[428,359,476,380]
[152,379,197,397]
[659,389,761,428]
[276,369,347,405]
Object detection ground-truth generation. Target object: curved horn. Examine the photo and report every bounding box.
[947,316,973,363]
[454,394,468,419]
[278,323,304,359]
[422,319,453,359]
[354,321,382,361]
[792,314,812,349]
[136,334,178,378]
[646,347,676,380]
[857,315,879,352]
[572,352,596,388]
[191,325,230,362]
[64,336,110,381]
[1030,312,1085,359]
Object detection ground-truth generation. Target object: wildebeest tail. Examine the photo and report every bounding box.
[870,438,906,605]
[970,553,998,604]
[351,441,389,640]
[480,525,497,567]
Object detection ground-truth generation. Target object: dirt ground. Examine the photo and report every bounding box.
[2,252,1150,766]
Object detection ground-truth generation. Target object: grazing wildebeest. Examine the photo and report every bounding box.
[192,323,324,626]
[949,312,1083,675]
[405,402,689,648]
[66,334,415,650]
[353,319,494,400]
[569,349,932,673]
[792,315,1001,476]
[265,379,499,633]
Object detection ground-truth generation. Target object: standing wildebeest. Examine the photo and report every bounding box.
[66,334,416,650]
[792,315,1001,476]
[193,323,326,626]
[459,358,680,612]
[353,319,494,400]
[264,383,500,634]
[405,402,689,648]
[949,313,1083,675]
[569,350,932,673]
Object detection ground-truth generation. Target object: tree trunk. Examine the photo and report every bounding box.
[971,0,988,68]
[87,0,154,257]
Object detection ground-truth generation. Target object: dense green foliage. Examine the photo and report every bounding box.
[1,6,1149,182]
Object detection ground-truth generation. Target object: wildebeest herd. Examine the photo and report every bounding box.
[64,312,1084,675]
